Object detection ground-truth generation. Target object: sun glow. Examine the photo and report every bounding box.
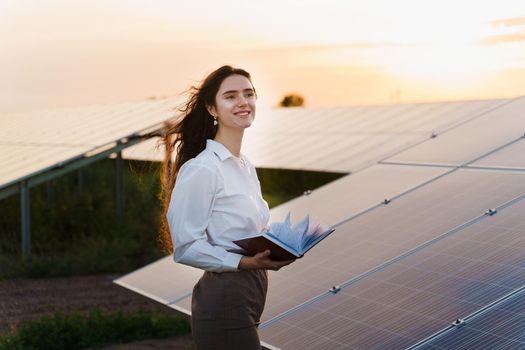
[1,0,524,112]
[380,44,503,80]
[355,8,507,80]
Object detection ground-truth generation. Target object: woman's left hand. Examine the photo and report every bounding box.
[238,250,295,271]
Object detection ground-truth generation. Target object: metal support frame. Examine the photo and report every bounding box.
[46,180,55,207]
[115,151,124,224]
[20,180,31,257]
[1,134,157,256]
[77,168,84,194]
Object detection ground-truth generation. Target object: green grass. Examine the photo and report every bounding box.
[0,308,190,350]
[0,158,345,279]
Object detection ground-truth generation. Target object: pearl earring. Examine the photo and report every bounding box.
[213,116,218,126]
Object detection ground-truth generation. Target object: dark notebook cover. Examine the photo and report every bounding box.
[233,235,299,261]
[233,227,336,261]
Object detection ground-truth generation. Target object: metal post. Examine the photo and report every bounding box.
[46,180,55,207]
[20,180,31,257]
[115,152,124,224]
[77,169,84,194]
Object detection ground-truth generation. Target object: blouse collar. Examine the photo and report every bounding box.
[206,139,238,161]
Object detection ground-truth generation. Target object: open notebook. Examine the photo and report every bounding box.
[233,212,335,261]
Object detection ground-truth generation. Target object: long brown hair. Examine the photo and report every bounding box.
[158,65,256,254]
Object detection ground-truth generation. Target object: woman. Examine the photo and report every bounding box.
[159,65,294,349]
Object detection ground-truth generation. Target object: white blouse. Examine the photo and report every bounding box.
[167,139,270,272]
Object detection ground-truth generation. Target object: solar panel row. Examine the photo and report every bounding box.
[260,169,525,326]
[259,192,525,349]
[0,97,183,189]
[242,98,509,173]
[113,96,525,349]
[123,99,508,172]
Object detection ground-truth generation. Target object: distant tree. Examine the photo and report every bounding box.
[279,93,305,107]
[147,95,168,101]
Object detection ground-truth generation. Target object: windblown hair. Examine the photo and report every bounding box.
[158,65,256,254]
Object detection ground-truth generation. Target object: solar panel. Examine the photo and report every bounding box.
[122,99,508,172]
[259,186,525,349]
[361,102,438,133]
[255,105,390,137]
[401,99,507,134]
[243,100,509,172]
[260,169,525,324]
[325,133,423,172]
[386,97,525,166]
[121,137,164,163]
[0,144,88,186]
[469,137,525,171]
[172,294,193,314]
[0,99,173,146]
[312,106,385,134]
[0,97,183,189]
[269,164,447,226]
[415,288,525,349]
[113,256,202,314]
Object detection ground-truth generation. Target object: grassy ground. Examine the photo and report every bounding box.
[0,308,190,350]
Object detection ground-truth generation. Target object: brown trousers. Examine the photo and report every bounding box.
[191,269,268,350]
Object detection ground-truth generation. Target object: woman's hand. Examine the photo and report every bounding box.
[238,250,295,271]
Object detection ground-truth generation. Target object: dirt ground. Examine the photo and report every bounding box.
[0,274,193,349]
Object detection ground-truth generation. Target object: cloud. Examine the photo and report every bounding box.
[482,16,525,44]
[251,42,422,55]
[482,33,525,44]
[489,16,525,27]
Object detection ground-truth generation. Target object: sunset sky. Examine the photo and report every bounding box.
[1,0,525,113]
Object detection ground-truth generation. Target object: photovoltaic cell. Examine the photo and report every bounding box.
[387,96,525,166]
[321,134,422,172]
[417,289,525,349]
[405,99,507,134]
[470,138,525,170]
[260,187,525,349]
[269,164,448,226]
[113,256,202,313]
[260,169,525,323]
[172,294,193,314]
[362,103,438,133]
[0,144,87,185]
[121,137,165,163]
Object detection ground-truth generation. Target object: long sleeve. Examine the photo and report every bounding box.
[167,161,243,272]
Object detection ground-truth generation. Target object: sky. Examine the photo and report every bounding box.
[1,0,525,113]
